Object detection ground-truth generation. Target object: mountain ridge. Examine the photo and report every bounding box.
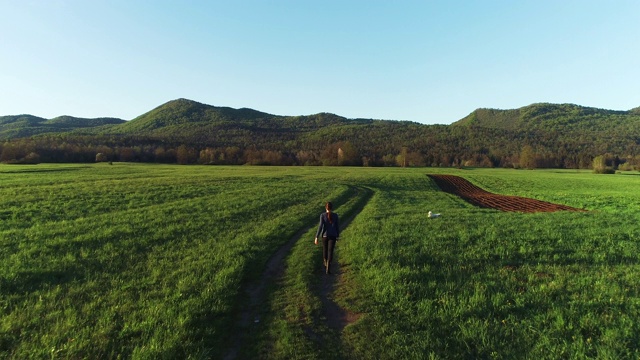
[452,102,634,131]
[103,98,277,134]
[1,98,639,169]
[4,99,638,137]
[0,114,125,140]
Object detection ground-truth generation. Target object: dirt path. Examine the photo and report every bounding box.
[223,187,372,360]
[318,264,357,331]
[222,224,310,360]
[316,188,372,331]
[428,174,585,212]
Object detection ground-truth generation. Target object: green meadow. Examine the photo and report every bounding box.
[1,164,640,359]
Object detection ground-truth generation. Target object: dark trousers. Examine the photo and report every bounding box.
[322,236,336,265]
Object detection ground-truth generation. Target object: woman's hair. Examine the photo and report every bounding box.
[325,202,333,224]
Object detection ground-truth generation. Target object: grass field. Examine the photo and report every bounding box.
[1,164,640,359]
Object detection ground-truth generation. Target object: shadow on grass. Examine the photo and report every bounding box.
[1,269,81,295]
[0,166,89,174]
[222,185,373,360]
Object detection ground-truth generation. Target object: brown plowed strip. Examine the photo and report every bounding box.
[428,174,585,213]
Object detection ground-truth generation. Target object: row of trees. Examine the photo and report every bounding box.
[2,136,639,171]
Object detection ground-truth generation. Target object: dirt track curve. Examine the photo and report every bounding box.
[223,186,372,360]
[428,174,585,213]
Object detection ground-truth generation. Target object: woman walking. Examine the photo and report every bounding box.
[314,202,340,274]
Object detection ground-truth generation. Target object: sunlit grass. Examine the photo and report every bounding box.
[2,165,640,359]
[338,168,640,359]
[0,164,346,358]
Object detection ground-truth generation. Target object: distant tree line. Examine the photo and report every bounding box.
[2,132,640,171]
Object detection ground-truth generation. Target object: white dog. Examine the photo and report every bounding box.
[428,211,441,218]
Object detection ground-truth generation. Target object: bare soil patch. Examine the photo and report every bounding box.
[428,174,585,213]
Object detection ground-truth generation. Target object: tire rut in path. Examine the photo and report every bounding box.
[428,174,586,213]
[315,188,373,333]
[223,222,307,360]
[223,187,372,360]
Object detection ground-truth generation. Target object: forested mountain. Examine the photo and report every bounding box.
[103,98,275,134]
[89,99,375,149]
[0,114,125,140]
[453,103,634,132]
[1,99,639,169]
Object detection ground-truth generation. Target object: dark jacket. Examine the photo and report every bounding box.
[315,212,340,239]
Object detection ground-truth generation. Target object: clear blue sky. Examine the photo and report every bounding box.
[1,1,638,124]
